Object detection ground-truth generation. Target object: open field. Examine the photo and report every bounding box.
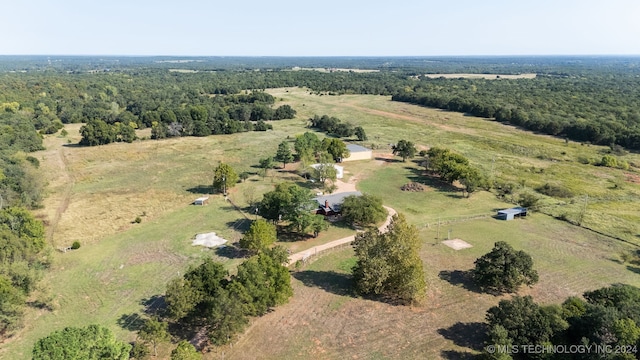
[223,213,640,359]
[4,87,640,358]
[422,73,537,79]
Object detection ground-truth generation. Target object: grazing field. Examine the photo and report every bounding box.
[3,87,640,359]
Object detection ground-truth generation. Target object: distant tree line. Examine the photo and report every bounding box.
[392,75,640,150]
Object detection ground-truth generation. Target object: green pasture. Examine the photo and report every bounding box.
[5,88,640,359]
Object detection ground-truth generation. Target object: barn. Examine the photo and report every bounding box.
[496,207,527,220]
[342,144,372,162]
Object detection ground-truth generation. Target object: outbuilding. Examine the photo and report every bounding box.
[193,196,210,205]
[496,207,527,220]
[342,144,372,162]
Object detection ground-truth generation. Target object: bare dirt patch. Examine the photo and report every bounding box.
[625,172,640,184]
[442,239,473,250]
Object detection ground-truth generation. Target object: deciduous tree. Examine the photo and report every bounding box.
[138,318,170,357]
[32,324,131,360]
[212,163,239,194]
[239,219,277,253]
[352,213,426,303]
[392,140,416,162]
[275,141,294,169]
[473,241,538,293]
[341,194,386,227]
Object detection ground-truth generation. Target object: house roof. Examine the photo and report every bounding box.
[497,207,527,215]
[313,191,362,212]
[346,144,371,153]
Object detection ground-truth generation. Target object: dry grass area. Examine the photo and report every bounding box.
[218,215,640,360]
[422,73,537,79]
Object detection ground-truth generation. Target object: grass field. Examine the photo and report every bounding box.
[3,87,640,359]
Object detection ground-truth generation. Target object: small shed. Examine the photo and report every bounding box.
[193,196,210,205]
[496,207,527,220]
[342,144,372,162]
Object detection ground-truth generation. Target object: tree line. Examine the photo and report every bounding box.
[392,74,640,150]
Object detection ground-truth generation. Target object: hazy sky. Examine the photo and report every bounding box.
[3,0,639,56]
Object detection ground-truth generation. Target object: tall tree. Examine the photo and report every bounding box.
[340,194,387,227]
[212,163,239,195]
[138,318,170,357]
[321,138,350,162]
[239,219,277,253]
[258,183,314,224]
[354,126,367,141]
[352,213,426,303]
[392,140,417,162]
[473,241,538,293]
[170,341,201,360]
[275,141,294,169]
[258,156,274,178]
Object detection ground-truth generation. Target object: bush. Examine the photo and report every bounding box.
[536,183,575,198]
[134,216,142,224]
[71,241,81,250]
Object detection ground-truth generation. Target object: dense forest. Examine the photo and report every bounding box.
[2,56,640,341]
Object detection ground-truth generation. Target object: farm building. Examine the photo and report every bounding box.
[309,163,344,179]
[342,144,372,162]
[496,207,527,220]
[313,191,362,216]
[193,196,210,205]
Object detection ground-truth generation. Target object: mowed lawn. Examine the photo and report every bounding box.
[4,88,640,358]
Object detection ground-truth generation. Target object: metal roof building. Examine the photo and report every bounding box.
[496,207,527,220]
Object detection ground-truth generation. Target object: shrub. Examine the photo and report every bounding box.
[134,216,142,224]
[71,241,81,250]
[536,183,575,198]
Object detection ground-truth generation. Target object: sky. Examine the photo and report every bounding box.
[2,0,639,56]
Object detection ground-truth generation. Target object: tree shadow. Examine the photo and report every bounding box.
[404,167,462,194]
[374,156,401,163]
[117,312,145,332]
[186,185,213,195]
[225,218,252,233]
[438,322,488,352]
[626,265,640,275]
[440,350,480,360]
[292,270,355,297]
[141,295,167,317]
[215,244,247,259]
[438,270,483,294]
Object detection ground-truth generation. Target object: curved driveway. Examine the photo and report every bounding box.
[287,206,397,266]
